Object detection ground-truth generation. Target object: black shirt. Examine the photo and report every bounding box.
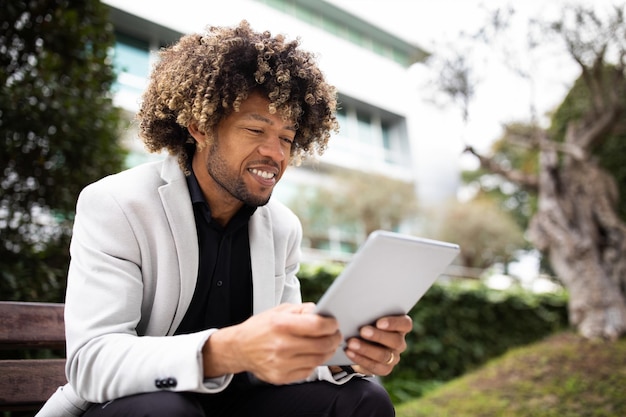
[175,167,256,335]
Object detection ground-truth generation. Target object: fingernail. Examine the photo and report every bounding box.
[362,327,374,337]
[348,339,361,350]
[378,319,389,329]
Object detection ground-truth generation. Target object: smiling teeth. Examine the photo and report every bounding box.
[250,168,275,179]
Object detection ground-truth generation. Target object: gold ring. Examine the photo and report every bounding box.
[385,351,394,365]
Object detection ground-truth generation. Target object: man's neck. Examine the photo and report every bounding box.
[190,157,243,227]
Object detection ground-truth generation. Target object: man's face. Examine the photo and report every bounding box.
[197,92,295,208]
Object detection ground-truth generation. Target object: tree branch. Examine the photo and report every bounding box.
[464,145,539,191]
[505,130,588,161]
[567,105,621,151]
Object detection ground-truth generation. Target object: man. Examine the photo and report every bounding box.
[38,21,412,416]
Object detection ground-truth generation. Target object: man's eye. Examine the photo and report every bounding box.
[247,128,262,134]
[281,137,294,145]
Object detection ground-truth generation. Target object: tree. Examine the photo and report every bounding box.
[436,197,526,274]
[446,5,626,339]
[289,169,419,250]
[1,0,126,301]
[462,122,540,231]
[550,72,626,224]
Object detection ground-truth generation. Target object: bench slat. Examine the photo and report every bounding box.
[0,301,65,348]
[0,359,66,409]
[0,301,67,410]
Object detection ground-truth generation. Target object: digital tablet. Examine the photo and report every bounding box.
[314,230,460,365]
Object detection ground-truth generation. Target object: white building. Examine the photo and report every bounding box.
[103,0,460,260]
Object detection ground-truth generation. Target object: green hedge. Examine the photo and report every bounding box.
[298,263,569,403]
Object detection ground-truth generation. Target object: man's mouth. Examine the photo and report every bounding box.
[249,168,276,180]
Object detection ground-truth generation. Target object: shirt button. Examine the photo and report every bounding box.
[216,280,223,287]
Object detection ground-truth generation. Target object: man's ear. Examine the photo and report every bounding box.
[188,123,212,151]
[188,123,206,144]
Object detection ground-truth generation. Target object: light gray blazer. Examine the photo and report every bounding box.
[37,155,340,416]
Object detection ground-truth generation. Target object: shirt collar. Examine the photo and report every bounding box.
[186,164,207,206]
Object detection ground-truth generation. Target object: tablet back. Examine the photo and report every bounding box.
[314,230,460,365]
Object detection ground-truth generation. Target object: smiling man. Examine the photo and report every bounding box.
[37,21,412,417]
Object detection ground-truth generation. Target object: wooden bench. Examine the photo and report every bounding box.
[0,301,67,412]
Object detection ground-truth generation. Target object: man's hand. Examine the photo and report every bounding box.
[345,314,413,376]
[202,303,342,384]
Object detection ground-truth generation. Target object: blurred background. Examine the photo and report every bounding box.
[3,1,626,415]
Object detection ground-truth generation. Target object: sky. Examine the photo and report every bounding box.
[327,0,622,154]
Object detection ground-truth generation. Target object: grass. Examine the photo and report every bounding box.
[396,331,626,417]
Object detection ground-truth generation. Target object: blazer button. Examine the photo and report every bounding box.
[155,377,177,389]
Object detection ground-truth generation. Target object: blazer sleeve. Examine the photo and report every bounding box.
[64,178,230,403]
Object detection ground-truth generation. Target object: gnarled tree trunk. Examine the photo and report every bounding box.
[528,147,626,339]
[468,138,626,339]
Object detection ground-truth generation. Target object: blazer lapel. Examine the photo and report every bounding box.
[249,206,276,314]
[158,156,199,334]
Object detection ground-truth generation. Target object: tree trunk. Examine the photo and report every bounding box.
[528,148,626,339]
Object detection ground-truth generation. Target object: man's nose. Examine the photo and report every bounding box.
[258,136,287,161]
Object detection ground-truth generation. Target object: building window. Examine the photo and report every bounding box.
[382,121,393,163]
[111,32,151,110]
[335,106,351,138]
[356,111,375,147]
[331,95,410,173]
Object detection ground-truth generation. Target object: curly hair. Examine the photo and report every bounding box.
[137,20,338,169]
